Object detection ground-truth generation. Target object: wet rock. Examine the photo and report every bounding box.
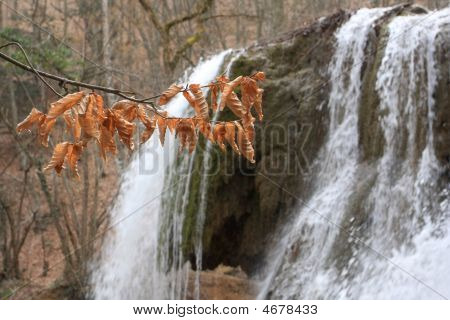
[186,265,255,300]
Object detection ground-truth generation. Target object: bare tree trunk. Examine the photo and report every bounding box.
[102,0,113,104]
[8,81,18,127]
[63,0,68,38]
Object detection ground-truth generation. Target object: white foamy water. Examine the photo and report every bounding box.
[259,7,450,299]
[91,50,230,299]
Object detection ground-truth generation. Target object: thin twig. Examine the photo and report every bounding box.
[0,42,63,98]
[0,42,246,124]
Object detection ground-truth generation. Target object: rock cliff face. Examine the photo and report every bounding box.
[182,4,450,278]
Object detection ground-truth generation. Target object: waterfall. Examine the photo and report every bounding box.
[192,52,243,299]
[259,7,450,299]
[91,50,231,299]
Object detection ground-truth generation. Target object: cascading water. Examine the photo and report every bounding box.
[259,7,450,299]
[91,50,231,299]
[192,52,243,299]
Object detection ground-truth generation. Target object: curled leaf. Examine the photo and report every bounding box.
[176,118,197,153]
[63,110,82,140]
[210,84,219,112]
[226,92,246,118]
[182,90,196,106]
[94,93,106,120]
[224,122,240,155]
[137,105,157,144]
[156,112,168,146]
[72,94,90,115]
[236,122,255,163]
[166,118,179,134]
[254,88,264,121]
[242,112,255,142]
[16,108,45,133]
[159,84,183,105]
[252,71,266,81]
[215,75,229,92]
[218,76,243,111]
[212,122,226,152]
[195,118,213,142]
[98,124,116,159]
[189,84,209,121]
[79,98,100,142]
[47,91,85,119]
[66,143,84,178]
[113,111,136,150]
[112,100,138,122]
[38,117,56,147]
[44,142,69,173]
[241,77,258,111]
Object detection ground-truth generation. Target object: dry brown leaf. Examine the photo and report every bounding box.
[99,124,117,159]
[63,110,73,131]
[103,109,116,135]
[16,71,265,176]
[182,90,195,106]
[62,110,81,140]
[78,98,100,142]
[195,118,213,142]
[224,122,240,155]
[86,93,96,115]
[16,108,45,133]
[226,92,246,118]
[166,118,179,134]
[218,76,243,111]
[189,84,209,121]
[242,112,255,142]
[94,93,106,120]
[136,105,157,143]
[156,112,168,146]
[44,142,69,173]
[159,84,183,105]
[254,88,264,121]
[136,105,154,129]
[113,110,136,150]
[176,118,197,153]
[140,127,155,144]
[241,77,258,111]
[66,143,84,178]
[215,75,229,92]
[212,122,226,152]
[47,91,85,119]
[236,122,255,163]
[112,100,138,122]
[252,71,266,81]
[73,113,82,140]
[210,84,219,112]
[38,117,56,147]
[72,94,89,115]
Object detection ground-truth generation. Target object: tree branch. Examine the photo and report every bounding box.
[165,0,214,33]
[137,0,166,36]
[0,42,63,98]
[0,41,243,123]
[0,42,165,112]
[200,13,259,22]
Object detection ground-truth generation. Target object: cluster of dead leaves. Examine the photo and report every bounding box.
[16,71,265,177]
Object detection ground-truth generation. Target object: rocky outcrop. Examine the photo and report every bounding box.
[182,4,450,275]
[179,10,349,273]
[186,265,255,299]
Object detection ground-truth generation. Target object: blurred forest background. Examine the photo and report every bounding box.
[0,0,448,299]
